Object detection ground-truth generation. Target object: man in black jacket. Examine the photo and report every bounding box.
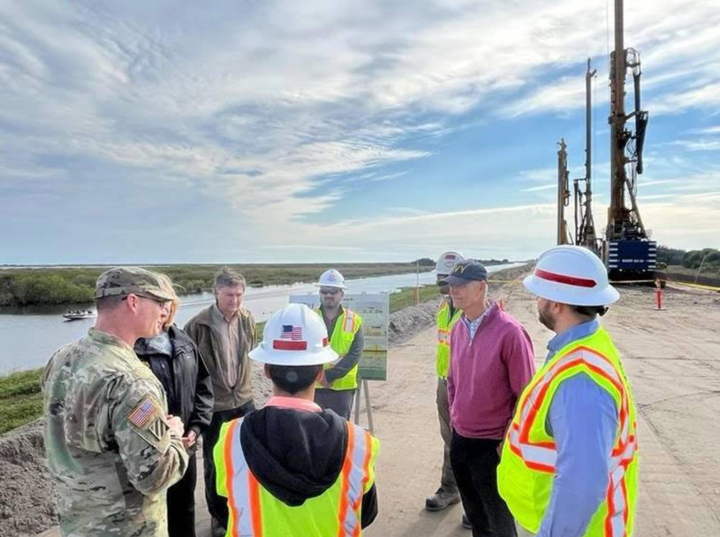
[135,276,214,537]
[213,303,379,535]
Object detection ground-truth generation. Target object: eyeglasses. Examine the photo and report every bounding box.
[319,288,341,296]
[123,295,171,310]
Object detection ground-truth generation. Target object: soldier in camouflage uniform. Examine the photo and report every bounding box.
[43,267,190,537]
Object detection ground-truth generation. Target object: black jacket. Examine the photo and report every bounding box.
[135,325,214,438]
[241,406,378,528]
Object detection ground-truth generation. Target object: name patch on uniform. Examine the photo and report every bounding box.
[128,396,161,429]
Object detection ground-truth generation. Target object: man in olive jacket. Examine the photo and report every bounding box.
[184,267,256,537]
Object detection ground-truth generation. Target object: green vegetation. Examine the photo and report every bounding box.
[0,259,518,308]
[0,263,432,308]
[657,247,720,277]
[390,285,440,313]
[0,368,44,435]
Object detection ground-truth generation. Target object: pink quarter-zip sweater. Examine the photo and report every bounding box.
[447,302,536,439]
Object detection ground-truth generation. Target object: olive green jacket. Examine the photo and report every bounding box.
[184,305,256,411]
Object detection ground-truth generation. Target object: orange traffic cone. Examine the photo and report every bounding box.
[654,279,663,310]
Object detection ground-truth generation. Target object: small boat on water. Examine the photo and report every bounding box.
[62,310,97,321]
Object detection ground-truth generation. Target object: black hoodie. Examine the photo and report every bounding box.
[240,405,378,528]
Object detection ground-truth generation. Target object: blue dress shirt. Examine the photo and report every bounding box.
[536,319,619,537]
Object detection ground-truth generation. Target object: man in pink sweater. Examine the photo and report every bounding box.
[444,260,536,537]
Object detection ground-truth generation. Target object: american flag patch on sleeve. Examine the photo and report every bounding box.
[128,397,160,429]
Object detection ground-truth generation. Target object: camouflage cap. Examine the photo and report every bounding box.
[95,267,176,301]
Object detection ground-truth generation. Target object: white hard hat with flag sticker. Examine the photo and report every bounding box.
[249,303,338,366]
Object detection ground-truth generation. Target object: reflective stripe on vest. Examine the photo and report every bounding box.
[436,300,462,379]
[498,328,638,537]
[219,418,376,537]
[507,347,636,474]
[316,308,363,391]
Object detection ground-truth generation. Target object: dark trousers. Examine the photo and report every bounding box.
[167,451,197,537]
[450,431,517,537]
[203,400,256,527]
[314,388,355,420]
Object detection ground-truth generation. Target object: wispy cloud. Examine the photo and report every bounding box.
[1,0,719,263]
[666,139,720,152]
[522,184,557,192]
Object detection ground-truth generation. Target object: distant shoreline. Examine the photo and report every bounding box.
[0,260,519,309]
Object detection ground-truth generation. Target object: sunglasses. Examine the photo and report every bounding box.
[319,288,341,296]
[123,294,171,309]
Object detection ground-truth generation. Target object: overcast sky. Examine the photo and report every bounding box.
[1,0,719,264]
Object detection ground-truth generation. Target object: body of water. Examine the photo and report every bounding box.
[0,264,521,375]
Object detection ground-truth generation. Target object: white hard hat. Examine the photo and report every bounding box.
[316,268,346,289]
[435,251,465,276]
[523,245,620,306]
[249,303,338,366]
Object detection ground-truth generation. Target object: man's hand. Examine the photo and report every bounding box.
[167,415,185,438]
[182,430,197,450]
[319,372,331,388]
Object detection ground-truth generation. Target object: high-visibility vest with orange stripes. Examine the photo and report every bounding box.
[497,327,639,536]
[436,299,462,379]
[316,308,363,391]
[214,417,379,537]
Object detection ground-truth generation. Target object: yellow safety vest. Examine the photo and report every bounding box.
[315,308,363,391]
[436,299,462,379]
[214,418,379,537]
[497,327,638,537]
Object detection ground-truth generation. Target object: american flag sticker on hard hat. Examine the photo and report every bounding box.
[281,324,303,340]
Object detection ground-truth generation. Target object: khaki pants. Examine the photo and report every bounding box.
[436,377,458,492]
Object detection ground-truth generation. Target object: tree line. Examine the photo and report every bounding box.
[657,246,720,272]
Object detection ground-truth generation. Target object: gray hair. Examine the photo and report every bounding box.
[214,267,246,290]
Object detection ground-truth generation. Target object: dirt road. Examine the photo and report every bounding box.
[36,279,720,537]
[365,279,720,537]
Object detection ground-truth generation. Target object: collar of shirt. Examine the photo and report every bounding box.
[321,303,344,320]
[266,396,322,413]
[88,327,134,351]
[461,301,495,340]
[545,318,600,362]
[142,330,173,357]
[211,303,237,324]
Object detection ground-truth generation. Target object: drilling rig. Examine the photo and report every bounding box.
[556,0,655,279]
[575,60,600,256]
[605,0,655,279]
[557,138,572,246]
[555,61,600,256]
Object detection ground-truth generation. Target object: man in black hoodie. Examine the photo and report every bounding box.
[213,303,379,536]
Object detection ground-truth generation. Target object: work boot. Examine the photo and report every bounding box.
[425,487,461,511]
[461,513,471,529]
[211,517,226,537]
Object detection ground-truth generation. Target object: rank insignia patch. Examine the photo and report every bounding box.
[147,416,169,440]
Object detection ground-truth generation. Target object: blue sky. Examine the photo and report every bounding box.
[1,0,719,264]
